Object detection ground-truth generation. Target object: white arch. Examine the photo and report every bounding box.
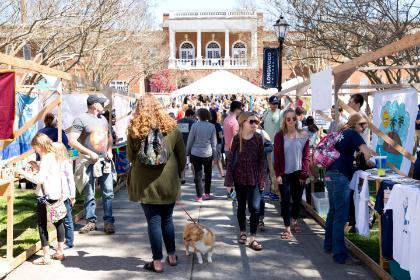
[232,40,247,66]
[179,40,195,60]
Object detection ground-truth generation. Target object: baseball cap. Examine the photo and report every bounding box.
[269,96,279,104]
[87,94,107,106]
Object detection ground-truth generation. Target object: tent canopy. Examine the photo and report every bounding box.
[171,70,269,96]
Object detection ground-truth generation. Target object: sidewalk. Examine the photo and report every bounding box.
[6,170,375,280]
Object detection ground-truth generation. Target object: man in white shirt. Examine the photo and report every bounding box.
[348,94,370,146]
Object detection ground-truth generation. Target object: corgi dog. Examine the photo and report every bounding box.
[183,223,216,264]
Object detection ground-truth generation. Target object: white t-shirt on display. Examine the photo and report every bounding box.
[349,170,370,237]
[408,189,420,280]
[385,184,419,271]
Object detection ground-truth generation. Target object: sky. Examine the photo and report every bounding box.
[151,0,275,28]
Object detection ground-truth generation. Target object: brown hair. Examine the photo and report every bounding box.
[237,111,257,153]
[127,94,177,140]
[44,113,57,128]
[31,133,55,154]
[281,108,299,134]
[340,113,366,130]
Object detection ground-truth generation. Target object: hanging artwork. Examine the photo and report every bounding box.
[372,88,418,174]
[0,71,15,140]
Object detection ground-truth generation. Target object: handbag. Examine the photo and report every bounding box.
[313,131,343,168]
[40,170,67,224]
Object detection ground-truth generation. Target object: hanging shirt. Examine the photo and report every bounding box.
[408,191,420,280]
[350,170,370,237]
[374,180,395,260]
[385,184,419,270]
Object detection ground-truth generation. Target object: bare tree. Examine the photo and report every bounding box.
[265,0,420,84]
[0,0,158,89]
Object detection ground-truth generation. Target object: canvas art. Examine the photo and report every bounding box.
[372,88,418,175]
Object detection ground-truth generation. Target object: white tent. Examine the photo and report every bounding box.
[171,70,269,96]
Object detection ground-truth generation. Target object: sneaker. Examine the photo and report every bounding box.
[79,221,97,234]
[230,191,237,200]
[261,192,270,200]
[227,192,232,200]
[203,194,213,200]
[195,197,203,202]
[181,180,186,184]
[269,192,280,201]
[104,223,115,234]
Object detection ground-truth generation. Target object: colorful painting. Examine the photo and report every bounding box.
[372,88,418,175]
[376,101,410,168]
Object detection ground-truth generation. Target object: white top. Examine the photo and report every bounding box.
[60,160,76,199]
[349,170,370,237]
[385,184,420,271]
[20,153,62,199]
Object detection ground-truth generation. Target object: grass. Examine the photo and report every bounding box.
[0,187,38,257]
[346,224,380,264]
[0,184,101,257]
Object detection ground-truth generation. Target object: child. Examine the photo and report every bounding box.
[53,142,76,248]
[16,133,66,264]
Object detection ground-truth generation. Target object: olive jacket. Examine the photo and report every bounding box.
[126,128,186,204]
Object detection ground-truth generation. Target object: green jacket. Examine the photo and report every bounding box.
[126,128,186,204]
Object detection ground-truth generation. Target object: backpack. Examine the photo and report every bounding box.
[313,131,343,168]
[137,128,168,167]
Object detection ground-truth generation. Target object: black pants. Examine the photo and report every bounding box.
[280,171,305,227]
[37,200,65,247]
[236,184,261,235]
[190,155,213,197]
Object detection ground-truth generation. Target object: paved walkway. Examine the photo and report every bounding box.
[6,169,375,279]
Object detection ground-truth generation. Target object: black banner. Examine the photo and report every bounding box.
[262,48,279,88]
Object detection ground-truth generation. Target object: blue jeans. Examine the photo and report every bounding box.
[141,203,176,261]
[323,170,350,264]
[260,190,265,218]
[84,164,115,224]
[64,198,74,247]
[235,184,261,235]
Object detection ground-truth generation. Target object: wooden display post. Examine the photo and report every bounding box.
[0,179,15,261]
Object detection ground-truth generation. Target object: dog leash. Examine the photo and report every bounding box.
[176,200,200,224]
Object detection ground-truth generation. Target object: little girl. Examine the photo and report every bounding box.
[16,133,66,264]
[53,142,76,248]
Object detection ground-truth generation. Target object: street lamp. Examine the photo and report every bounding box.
[274,15,289,107]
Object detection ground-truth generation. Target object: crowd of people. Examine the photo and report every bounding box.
[16,91,379,270]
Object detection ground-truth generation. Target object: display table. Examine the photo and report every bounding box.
[365,168,418,271]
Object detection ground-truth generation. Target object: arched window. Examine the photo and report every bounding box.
[179,41,195,61]
[232,41,247,66]
[205,41,221,66]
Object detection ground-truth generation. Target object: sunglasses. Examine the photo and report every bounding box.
[286,117,297,122]
[248,119,260,125]
[358,122,368,127]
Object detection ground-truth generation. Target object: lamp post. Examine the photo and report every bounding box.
[274,15,289,108]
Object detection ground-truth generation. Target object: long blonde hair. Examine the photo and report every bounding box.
[31,133,55,154]
[52,142,69,163]
[281,108,299,134]
[237,111,256,153]
[340,113,366,130]
[127,94,177,140]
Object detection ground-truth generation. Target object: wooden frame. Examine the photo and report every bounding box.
[275,32,420,272]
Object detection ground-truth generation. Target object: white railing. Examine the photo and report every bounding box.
[169,11,257,19]
[173,58,251,69]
